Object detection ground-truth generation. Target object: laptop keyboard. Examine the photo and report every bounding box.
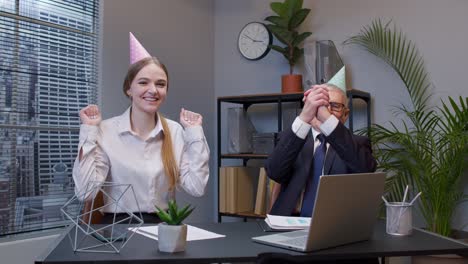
[280,236,307,247]
[280,230,307,238]
[278,231,308,247]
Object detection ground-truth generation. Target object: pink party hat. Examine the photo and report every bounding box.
[129,32,151,64]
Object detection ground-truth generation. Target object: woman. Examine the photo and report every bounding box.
[72,34,209,224]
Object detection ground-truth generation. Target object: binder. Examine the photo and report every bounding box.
[219,167,227,213]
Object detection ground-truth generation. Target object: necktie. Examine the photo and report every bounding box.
[301,134,326,217]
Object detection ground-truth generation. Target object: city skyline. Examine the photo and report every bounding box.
[0,0,99,235]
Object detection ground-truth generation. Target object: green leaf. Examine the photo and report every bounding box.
[270,2,285,17]
[178,204,192,217]
[155,206,172,224]
[265,16,288,28]
[291,32,312,47]
[168,200,178,219]
[290,46,303,65]
[269,44,286,54]
[177,207,195,225]
[289,8,310,29]
[284,0,302,19]
[155,201,195,226]
[292,0,303,13]
[267,25,294,45]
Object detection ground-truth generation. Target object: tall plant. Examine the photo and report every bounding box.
[344,19,468,237]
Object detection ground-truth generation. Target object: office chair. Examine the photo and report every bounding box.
[81,190,104,224]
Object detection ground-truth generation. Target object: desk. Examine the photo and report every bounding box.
[36,220,468,263]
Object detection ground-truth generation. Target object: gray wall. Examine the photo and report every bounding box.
[100,0,215,223]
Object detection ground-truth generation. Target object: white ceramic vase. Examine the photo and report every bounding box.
[158,223,187,253]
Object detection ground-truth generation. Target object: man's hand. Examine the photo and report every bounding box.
[316,105,332,122]
[299,85,329,124]
[79,105,102,126]
[180,108,203,128]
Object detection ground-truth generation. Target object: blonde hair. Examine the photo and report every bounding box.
[159,113,179,191]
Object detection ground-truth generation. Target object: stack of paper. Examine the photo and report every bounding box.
[265,214,310,230]
[129,225,225,241]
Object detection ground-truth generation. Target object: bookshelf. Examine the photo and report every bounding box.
[216,90,371,222]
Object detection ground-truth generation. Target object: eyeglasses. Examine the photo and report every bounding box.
[328,102,346,112]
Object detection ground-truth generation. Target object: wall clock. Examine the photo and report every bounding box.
[237,22,272,60]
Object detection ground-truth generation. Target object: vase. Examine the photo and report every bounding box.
[281,74,303,93]
[158,223,187,253]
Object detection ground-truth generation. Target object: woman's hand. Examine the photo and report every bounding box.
[79,104,102,126]
[180,108,203,128]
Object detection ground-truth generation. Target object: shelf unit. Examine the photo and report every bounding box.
[216,90,371,222]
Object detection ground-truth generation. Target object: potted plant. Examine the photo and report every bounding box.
[345,19,468,263]
[155,200,195,253]
[265,0,312,93]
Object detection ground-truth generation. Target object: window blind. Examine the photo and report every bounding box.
[0,0,100,236]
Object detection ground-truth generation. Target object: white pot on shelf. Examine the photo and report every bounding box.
[158,223,187,253]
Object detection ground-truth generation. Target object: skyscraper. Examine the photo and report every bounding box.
[0,0,99,235]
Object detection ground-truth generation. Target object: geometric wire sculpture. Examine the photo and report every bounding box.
[61,181,144,253]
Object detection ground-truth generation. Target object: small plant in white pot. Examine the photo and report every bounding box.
[155,200,194,253]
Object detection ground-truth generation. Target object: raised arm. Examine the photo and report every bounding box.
[266,86,329,183]
[178,108,210,197]
[72,105,110,201]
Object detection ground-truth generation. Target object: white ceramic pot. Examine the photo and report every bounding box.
[158,223,187,253]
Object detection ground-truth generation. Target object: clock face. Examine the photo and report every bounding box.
[238,22,272,60]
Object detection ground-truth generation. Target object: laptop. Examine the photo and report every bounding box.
[252,172,386,252]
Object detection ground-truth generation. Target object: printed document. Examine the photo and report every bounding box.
[265,214,310,230]
[129,225,225,241]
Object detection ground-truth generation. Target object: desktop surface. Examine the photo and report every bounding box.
[36,221,468,264]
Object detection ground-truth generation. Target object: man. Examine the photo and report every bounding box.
[265,83,377,216]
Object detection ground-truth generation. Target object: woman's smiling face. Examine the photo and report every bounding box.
[127,62,168,115]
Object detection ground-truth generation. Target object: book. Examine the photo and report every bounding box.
[221,166,258,214]
[254,168,267,215]
[219,167,227,213]
[227,167,236,213]
[236,167,258,213]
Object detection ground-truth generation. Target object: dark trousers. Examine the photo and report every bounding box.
[101,212,161,225]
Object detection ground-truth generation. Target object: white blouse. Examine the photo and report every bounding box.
[72,107,210,213]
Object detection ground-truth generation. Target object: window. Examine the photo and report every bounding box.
[0,0,100,236]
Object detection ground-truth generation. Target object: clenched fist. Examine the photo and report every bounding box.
[299,85,329,124]
[179,108,203,128]
[79,105,102,126]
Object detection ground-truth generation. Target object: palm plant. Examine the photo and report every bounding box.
[344,19,468,237]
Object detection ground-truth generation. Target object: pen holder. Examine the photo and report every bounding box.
[386,202,412,236]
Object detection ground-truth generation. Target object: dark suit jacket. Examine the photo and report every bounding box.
[265,121,377,216]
